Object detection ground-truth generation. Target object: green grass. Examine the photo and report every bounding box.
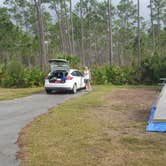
[0,87,43,100]
[18,85,166,166]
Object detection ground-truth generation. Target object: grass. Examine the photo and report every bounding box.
[18,85,166,166]
[0,87,44,100]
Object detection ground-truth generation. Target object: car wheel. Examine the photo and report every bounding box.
[45,89,52,94]
[72,84,77,94]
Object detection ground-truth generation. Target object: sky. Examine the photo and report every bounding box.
[73,0,150,19]
[113,0,150,19]
[0,0,150,20]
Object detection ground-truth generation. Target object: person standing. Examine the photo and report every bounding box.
[84,66,92,90]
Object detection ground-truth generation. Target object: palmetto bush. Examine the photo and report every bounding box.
[91,56,166,85]
[140,55,166,84]
[23,67,45,87]
[1,60,24,87]
[0,55,165,88]
[91,65,132,85]
[1,61,45,88]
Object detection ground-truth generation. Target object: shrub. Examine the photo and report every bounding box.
[105,65,128,85]
[91,66,108,84]
[0,63,5,85]
[1,61,24,87]
[140,55,166,84]
[1,61,45,88]
[0,54,165,87]
[23,67,45,87]
[91,65,131,85]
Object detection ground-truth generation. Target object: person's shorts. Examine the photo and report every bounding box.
[84,79,90,83]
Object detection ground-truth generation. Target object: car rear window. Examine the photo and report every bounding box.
[49,70,68,79]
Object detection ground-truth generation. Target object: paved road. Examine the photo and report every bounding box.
[0,91,85,166]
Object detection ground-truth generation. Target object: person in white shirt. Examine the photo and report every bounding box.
[84,66,92,90]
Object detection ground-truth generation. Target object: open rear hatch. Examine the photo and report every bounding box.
[48,59,70,72]
[48,70,68,83]
[48,59,69,83]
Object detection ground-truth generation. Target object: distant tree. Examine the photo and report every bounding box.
[0,7,14,62]
[153,0,166,52]
[117,0,137,65]
[34,0,47,71]
[137,0,141,67]
[69,0,75,54]
[149,0,155,52]
[108,0,113,65]
[3,0,48,68]
[80,0,85,65]
[1,0,165,69]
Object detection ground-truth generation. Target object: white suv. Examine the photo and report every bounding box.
[44,59,85,94]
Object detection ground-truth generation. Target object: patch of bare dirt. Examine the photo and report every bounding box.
[93,88,159,141]
[90,88,164,166]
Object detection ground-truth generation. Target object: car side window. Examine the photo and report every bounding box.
[76,71,83,77]
[79,71,83,77]
[71,71,77,76]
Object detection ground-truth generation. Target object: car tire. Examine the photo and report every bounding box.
[45,89,52,94]
[72,84,77,94]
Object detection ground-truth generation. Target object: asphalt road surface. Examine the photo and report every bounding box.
[0,91,85,166]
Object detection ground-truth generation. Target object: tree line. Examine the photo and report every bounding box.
[0,0,165,84]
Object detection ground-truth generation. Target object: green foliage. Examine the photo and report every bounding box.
[23,67,45,87]
[0,63,6,85]
[0,7,17,51]
[1,61,24,87]
[91,56,166,85]
[0,61,45,88]
[91,66,108,84]
[1,0,166,69]
[106,65,128,85]
[91,65,132,85]
[0,54,165,88]
[140,55,166,84]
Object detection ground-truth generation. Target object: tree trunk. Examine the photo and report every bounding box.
[80,0,85,65]
[108,0,113,65]
[54,4,65,53]
[157,6,161,53]
[34,0,46,71]
[150,0,155,53]
[59,1,68,53]
[70,0,75,54]
[63,0,72,54]
[137,0,141,67]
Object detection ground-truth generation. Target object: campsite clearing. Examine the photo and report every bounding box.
[18,86,166,166]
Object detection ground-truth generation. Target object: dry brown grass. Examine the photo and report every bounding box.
[0,87,43,100]
[18,86,166,166]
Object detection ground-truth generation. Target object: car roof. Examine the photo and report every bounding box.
[49,69,79,73]
[68,69,78,73]
[70,69,78,71]
[48,59,68,63]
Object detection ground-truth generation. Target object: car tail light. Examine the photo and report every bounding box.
[67,75,73,80]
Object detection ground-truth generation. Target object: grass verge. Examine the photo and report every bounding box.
[0,87,43,100]
[18,86,166,166]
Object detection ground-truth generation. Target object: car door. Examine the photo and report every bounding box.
[79,71,85,88]
[71,71,79,88]
[75,71,84,88]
